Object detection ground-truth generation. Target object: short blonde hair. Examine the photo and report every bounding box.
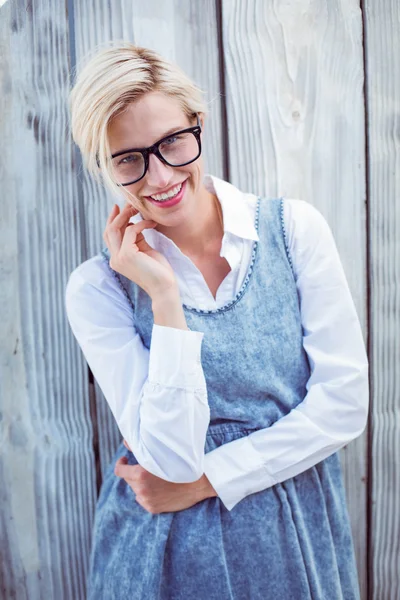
[69,42,207,197]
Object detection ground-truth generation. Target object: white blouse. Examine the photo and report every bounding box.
[65,175,369,511]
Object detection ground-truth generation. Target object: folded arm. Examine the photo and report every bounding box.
[65,259,210,483]
[203,200,369,510]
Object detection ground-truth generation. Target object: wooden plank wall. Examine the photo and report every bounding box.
[220,2,369,597]
[364,1,400,598]
[1,0,398,598]
[0,1,96,599]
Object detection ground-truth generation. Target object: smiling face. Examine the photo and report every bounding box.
[107,91,206,227]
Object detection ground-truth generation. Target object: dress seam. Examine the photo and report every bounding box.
[100,249,136,311]
[280,197,295,276]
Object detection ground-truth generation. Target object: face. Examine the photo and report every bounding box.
[107,91,205,227]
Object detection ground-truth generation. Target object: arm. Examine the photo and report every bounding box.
[202,199,369,511]
[65,256,210,483]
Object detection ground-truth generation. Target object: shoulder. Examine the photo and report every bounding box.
[65,253,132,324]
[279,198,340,282]
[66,253,112,298]
[282,198,332,244]
[282,198,335,253]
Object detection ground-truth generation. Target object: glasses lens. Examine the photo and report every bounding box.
[111,152,145,185]
[158,132,200,166]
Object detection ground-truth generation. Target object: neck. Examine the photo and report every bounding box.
[156,185,223,258]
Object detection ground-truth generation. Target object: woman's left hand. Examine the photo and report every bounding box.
[114,441,218,514]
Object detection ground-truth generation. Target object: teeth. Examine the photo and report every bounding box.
[151,183,182,202]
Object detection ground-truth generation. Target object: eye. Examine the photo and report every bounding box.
[162,135,178,146]
[118,153,140,165]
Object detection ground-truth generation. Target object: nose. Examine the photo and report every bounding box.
[146,153,174,190]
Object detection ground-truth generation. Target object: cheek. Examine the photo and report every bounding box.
[186,162,202,185]
[192,158,203,180]
[123,189,144,211]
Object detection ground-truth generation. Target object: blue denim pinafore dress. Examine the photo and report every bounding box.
[87,197,360,599]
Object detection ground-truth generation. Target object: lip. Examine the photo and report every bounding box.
[145,180,187,209]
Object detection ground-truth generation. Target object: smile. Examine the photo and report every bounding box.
[150,182,183,202]
[145,180,188,209]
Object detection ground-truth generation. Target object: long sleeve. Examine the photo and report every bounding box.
[65,257,210,482]
[203,199,369,511]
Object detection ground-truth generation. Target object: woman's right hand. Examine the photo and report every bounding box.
[103,202,178,300]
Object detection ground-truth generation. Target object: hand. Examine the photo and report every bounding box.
[114,440,218,515]
[103,203,178,299]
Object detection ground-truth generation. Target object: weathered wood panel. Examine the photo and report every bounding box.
[0,1,96,598]
[71,0,225,477]
[220,0,368,596]
[364,1,400,597]
[4,0,400,598]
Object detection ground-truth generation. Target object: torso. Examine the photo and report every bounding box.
[186,195,232,300]
[191,254,232,300]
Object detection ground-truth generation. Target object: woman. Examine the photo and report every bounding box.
[67,43,369,599]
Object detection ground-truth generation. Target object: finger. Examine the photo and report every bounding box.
[114,456,128,478]
[106,203,120,226]
[106,222,123,256]
[105,204,134,240]
[123,439,132,451]
[111,203,138,230]
[104,203,135,246]
[114,459,141,480]
[106,204,141,253]
[126,202,140,218]
[121,219,157,253]
[103,205,119,243]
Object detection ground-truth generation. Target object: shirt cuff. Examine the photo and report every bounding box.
[149,324,205,389]
[203,435,276,511]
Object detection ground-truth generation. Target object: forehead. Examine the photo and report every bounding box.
[108,91,190,152]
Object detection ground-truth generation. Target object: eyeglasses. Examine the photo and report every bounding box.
[108,115,202,186]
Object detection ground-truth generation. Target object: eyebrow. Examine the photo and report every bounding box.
[112,124,189,157]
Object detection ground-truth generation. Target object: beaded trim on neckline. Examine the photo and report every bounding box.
[182,196,262,315]
[101,195,269,317]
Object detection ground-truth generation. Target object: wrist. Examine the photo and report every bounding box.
[152,289,188,330]
[151,285,180,305]
[192,474,218,501]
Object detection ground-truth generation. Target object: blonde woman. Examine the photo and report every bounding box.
[67,43,369,599]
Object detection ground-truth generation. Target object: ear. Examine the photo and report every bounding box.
[198,113,205,130]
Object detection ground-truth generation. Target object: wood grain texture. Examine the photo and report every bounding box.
[364,1,400,597]
[221,0,368,596]
[71,0,224,477]
[5,1,399,598]
[0,1,96,598]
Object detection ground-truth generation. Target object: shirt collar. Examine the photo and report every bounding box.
[204,175,259,242]
[129,174,260,253]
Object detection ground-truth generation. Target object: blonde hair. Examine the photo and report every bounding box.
[69,42,207,198]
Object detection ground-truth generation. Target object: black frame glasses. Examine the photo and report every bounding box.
[108,115,202,186]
